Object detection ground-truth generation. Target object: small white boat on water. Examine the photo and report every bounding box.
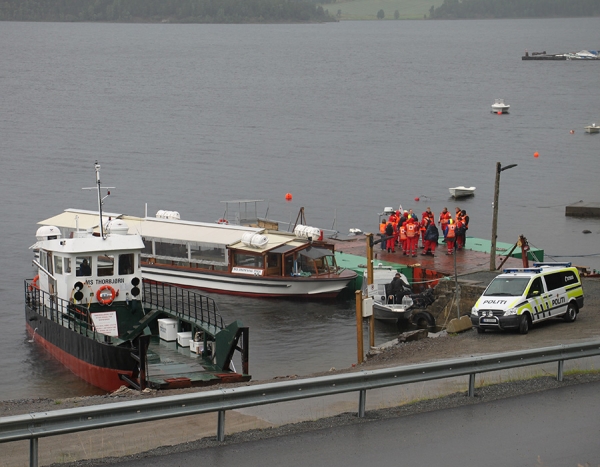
[584,123,599,134]
[491,98,510,114]
[449,186,476,198]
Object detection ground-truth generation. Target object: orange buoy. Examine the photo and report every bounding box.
[570,130,575,134]
[414,197,420,202]
[497,111,502,115]
[534,152,539,158]
[285,193,292,201]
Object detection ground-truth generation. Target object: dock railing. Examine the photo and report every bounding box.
[3,340,600,467]
[143,280,224,331]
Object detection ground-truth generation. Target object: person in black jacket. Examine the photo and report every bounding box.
[422,220,440,256]
[386,273,411,303]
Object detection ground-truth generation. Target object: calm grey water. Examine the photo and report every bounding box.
[1,18,599,401]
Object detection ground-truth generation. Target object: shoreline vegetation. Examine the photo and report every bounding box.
[0,0,598,22]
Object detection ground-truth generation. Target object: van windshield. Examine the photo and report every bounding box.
[483,277,531,297]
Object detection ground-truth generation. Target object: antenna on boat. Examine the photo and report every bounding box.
[82,161,115,240]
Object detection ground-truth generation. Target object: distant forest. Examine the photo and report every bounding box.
[0,0,336,22]
[431,0,600,19]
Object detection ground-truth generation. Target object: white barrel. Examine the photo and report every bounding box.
[294,224,324,241]
[241,232,269,248]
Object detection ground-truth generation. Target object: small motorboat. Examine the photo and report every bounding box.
[584,123,599,134]
[491,98,510,114]
[373,296,414,323]
[449,186,476,198]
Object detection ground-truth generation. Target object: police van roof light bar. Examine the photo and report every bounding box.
[503,268,542,274]
[532,262,572,268]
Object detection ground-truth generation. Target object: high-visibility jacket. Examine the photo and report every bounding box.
[439,212,451,226]
[400,225,407,241]
[379,222,387,234]
[406,222,418,238]
[447,223,456,239]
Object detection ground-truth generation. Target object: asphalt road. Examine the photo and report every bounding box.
[94,380,600,467]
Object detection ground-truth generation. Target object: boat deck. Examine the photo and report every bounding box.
[145,337,235,389]
[332,234,531,278]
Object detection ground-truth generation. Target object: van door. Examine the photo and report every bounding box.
[542,272,569,317]
[526,277,547,322]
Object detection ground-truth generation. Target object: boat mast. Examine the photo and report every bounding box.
[83,161,114,240]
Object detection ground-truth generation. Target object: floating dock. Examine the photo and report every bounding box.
[565,201,600,218]
[333,235,543,290]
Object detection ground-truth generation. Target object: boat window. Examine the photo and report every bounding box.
[118,254,134,275]
[155,240,188,260]
[483,277,530,297]
[142,238,153,255]
[190,242,226,265]
[295,255,316,275]
[54,256,63,275]
[64,257,71,274]
[234,253,263,269]
[97,255,115,277]
[76,256,92,277]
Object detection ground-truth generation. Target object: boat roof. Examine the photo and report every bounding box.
[39,209,313,252]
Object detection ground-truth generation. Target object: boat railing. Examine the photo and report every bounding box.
[24,280,97,339]
[142,280,224,331]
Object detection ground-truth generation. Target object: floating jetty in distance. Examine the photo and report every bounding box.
[522,50,599,60]
[566,201,600,218]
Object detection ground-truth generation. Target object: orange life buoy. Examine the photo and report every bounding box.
[96,285,117,305]
[28,274,40,291]
[217,218,229,225]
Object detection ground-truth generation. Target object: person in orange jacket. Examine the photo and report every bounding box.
[446,218,457,254]
[438,207,451,240]
[420,207,435,248]
[385,220,396,253]
[399,219,408,255]
[379,218,387,250]
[405,216,419,257]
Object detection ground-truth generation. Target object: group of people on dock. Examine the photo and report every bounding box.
[379,206,469,257]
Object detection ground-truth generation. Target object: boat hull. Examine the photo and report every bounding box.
[449,187,476,198]
[142,265,356,298]
[25,305,136,392]
[373,302,412,323]
[491,105,510,114]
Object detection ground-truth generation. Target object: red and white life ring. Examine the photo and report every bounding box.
[96,285,117,305]
[28,274,40,291]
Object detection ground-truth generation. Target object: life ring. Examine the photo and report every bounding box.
[217,218,229,225]
[28,275,40,291]
[96,285,117,305]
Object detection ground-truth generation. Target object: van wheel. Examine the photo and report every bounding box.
[518,314,530,335]
[563,303,578,322]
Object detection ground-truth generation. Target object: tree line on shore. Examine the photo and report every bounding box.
[0,0,336,23]
[430,0,600,19]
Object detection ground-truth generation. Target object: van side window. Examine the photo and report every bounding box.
[544,272,562,291]
[562,271,579,287]
[527,277,543,298]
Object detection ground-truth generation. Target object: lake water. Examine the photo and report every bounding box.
[1,18,599,401]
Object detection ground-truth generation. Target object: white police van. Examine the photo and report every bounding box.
[470,262,584,334]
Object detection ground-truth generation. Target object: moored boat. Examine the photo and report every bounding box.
[364,264,413,323]
[38,195,356,301]
[584,123,599,133]
[26,163,250,392]
[449,186,476,198]
[491,98,510,114]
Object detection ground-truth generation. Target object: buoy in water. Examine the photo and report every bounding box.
[497,111,502,115]
[570,130,575,134]
[414,197,420,202]
[285,193,292,201]
[534,152,539,158]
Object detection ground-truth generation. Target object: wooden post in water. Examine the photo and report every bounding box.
[366,233,375,348]
[355,290,363,363]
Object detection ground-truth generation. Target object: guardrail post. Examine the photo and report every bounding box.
[557,360,564,382]
[358,389,366,418]
[468,373,476,397]
[29,437,38,467]
[217,410,226,441]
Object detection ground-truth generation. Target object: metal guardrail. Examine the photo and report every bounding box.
[3,340,600,467]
